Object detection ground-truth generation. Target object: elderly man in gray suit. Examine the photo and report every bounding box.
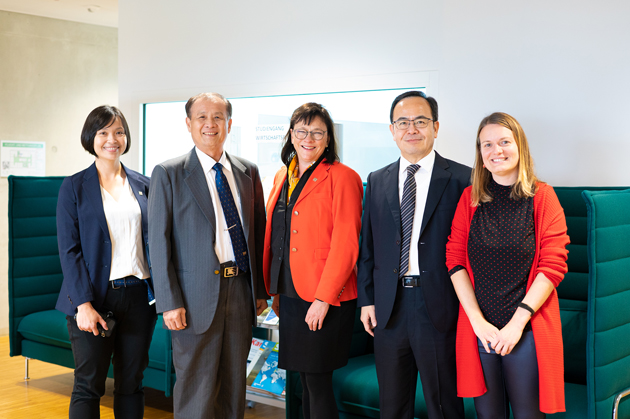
[148,92,269,419]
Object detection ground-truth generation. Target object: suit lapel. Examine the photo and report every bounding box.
[82,163,110,238]
[294,161,330,207]
[184,149,216,234]
[384,160,402,236]
[227,154,253,241]
[419,152,452,236]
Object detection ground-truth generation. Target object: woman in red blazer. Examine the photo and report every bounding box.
[262,103,363,419]
[446,112,569,417]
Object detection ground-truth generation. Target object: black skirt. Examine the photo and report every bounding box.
[278,294,356,373]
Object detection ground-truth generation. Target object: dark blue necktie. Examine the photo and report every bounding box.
[399,164,420,278]
[213,162,249,272]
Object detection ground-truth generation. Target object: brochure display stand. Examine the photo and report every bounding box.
[246,308,285,409]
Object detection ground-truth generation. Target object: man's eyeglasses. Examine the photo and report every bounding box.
[393,117,434,130]
[293,129,327,141]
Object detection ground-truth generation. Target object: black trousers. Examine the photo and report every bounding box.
[373,285,464,419]
[475,330,545,419]
[299,371,337,419]
[66,284,157,419]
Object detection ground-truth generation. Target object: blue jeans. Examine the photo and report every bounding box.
[475,330,545,419]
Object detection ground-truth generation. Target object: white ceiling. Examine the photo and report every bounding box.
[0,0,117,27]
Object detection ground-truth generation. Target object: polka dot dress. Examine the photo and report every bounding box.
[468,179,535,330]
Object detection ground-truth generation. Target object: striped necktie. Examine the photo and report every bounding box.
[213,162,249,272]
[399,164,420,278]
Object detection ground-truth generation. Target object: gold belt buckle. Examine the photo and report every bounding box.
[224,266,239,278]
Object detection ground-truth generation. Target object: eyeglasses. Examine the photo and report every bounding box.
[393,117,434,130]
[293,129,327,141]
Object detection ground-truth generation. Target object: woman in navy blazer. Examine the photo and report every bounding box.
[55,106,157,419]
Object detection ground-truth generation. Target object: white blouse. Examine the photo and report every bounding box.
[101,177,150,281]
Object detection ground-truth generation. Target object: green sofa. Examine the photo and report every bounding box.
[285,186,630,419]
[8,175,176,396]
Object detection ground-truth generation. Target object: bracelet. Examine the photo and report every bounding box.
[518,302,535,316]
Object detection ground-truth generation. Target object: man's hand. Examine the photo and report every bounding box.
[76,302,107,336]
[360,305,377,337]
[256,299,268,316]
[271,295,280,317]
[163,307,187,330]
[305,300,330,331]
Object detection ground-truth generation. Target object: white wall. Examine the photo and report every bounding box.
[118,0,630,186]
[0,10,117,335]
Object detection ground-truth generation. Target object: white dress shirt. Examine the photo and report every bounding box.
[195,147,244,264]
[398,150,436,276]
[101,178,151,281]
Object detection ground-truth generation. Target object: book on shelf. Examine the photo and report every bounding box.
[261,308,279,326]
[256,307,271,324]
[246,338,275,385]
[251,342,286,396]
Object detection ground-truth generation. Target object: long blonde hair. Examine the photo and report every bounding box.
[471,112,539,206]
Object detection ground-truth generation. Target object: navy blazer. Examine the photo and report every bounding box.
[55,163,151,317]
[357,152,471,333]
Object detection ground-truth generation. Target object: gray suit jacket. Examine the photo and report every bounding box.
[148,148,268,334]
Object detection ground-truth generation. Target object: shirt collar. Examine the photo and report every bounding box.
[399,149,435,177]
[195,147,232,175]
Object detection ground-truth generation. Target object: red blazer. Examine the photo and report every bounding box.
[446,183,569,414]
[262,161,363,305]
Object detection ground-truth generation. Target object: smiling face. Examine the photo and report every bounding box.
[93,117,127,163]
[186,97,232,160]
[479,123,520,185]
[389,96,439,163]
[291,116,328,167]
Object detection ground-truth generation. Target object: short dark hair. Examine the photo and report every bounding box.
[81,105,131,156]
[185,92,232,119]
[280,103,339,166]
[389,90,438,123]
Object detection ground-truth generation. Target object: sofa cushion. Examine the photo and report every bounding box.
[147,315,170,371]
[17,309,71,349]
[334,354,380,418]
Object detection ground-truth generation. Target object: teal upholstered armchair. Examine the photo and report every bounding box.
[582,189,630,419]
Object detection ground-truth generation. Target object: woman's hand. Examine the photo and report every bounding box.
[75,302,107,336]
[470,316,500,354]
[491,305,531,355]
[304,299,330,331]
[492,321,525,356]
[271,295,280,317]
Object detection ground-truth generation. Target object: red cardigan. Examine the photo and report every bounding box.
[262,161,363,305]
[445,183,569,413]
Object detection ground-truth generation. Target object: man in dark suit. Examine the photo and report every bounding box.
[148,92,269,419]
[357,91,470,418]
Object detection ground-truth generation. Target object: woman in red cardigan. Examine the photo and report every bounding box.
[262,103,363,419]
[446,112,569,417]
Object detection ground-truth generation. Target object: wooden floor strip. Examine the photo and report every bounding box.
[0,336,284,419]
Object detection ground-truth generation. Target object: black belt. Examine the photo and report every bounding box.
[401,276,421,288]
[219,261,248,278]
[111,276,145,289]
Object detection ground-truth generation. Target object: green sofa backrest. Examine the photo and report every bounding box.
[583,189,630,419]
[554,186,628,385]
[8,175,65,357]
